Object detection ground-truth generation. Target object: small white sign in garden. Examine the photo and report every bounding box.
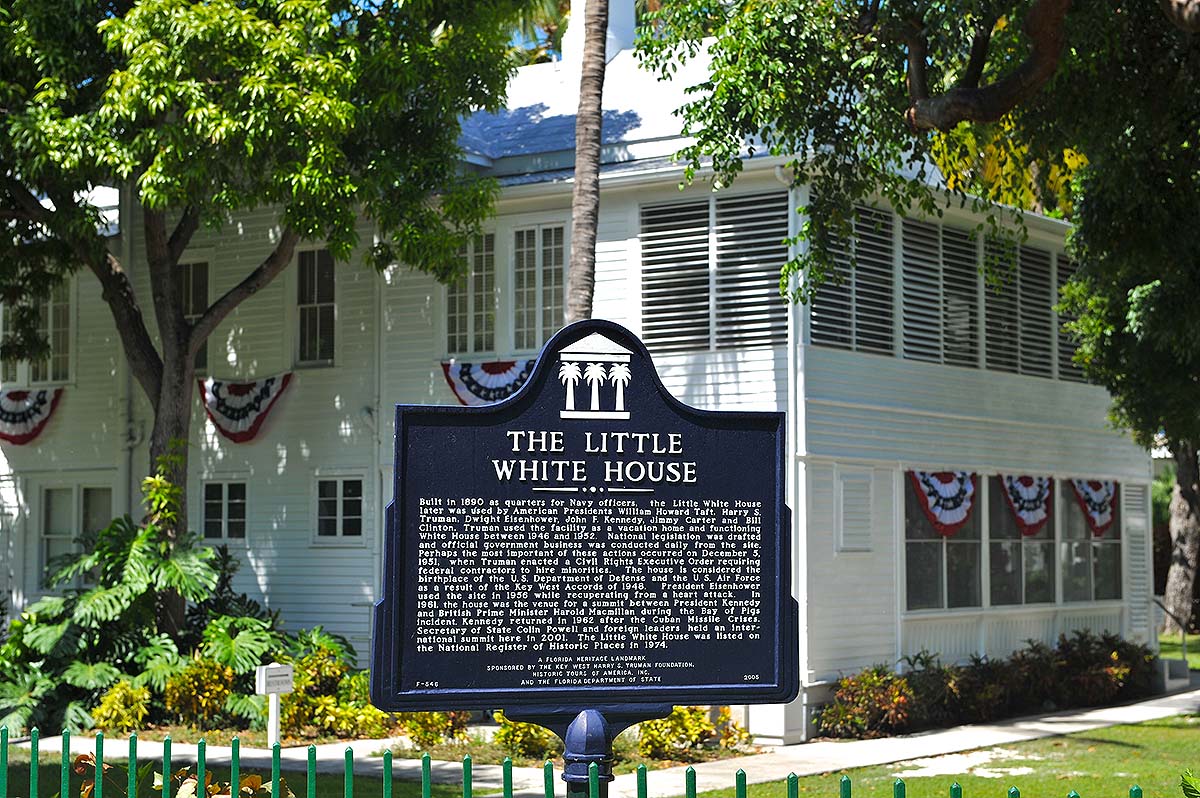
[255,663,295,747]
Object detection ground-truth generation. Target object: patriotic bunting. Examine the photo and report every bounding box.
[442,359,537,406]
[1070,479,1118,537]
[999,475,1054,536]
[199,373,293,443]
[0,388,62,444]
[908,471,978,537]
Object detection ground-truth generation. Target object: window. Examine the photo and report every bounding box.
[447,234,496,355]
[1,281,71,385]
[900,220,980,367]
[514,225,565,350]
[1062,481,1121,602]
[984,241,1054,377]
[988,476,1055,605]
[904,474,981,611]
[316,478,363,539]
[181,261,209,372]
[810,206,894,355]
[203,482,246,540]
[640,191,789,353]
[298,249,335,365]
[40,485,110,588]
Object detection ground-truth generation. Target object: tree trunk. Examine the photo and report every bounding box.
[1162,441,1200,634]
[565,0,608,324]
[148,357,195,637]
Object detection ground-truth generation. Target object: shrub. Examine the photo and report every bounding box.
[493,711,562,760]
[637,706,717,759]
[165,658,234,728]
[1007,639,1061,713]
[397,711,470,750]
[93,680,151,733]
[815,666,913,739]
[715,706,753,749]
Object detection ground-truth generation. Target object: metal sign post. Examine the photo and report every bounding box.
[255,663,295,748]
[371,320,799,783]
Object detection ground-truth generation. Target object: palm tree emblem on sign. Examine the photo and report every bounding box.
[608,363,631,412]
[584,362,608,411]
[558,361,582,411]
[556,332,633,420]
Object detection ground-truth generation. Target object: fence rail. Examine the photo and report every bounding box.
[0,727,1148,798]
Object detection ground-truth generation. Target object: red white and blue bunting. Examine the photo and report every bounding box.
[1070,479,1118,537]
[908,471,978,537]
[442,359,537,406]
[198,373,293,443]
[999,475,1054,536]
[0,388,62,445]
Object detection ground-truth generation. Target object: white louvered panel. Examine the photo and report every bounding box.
[836,467,874,552]
[1018,246,1054,377]
[852,206,895,355]
[641,201,711,353]
[985,239,1020,374]
[1056,259,1086,382]
[810,230,854,350]
[1123,484,1151,639]
[901,218,942,363]
[714,192,790,349]
[941,227,979,369]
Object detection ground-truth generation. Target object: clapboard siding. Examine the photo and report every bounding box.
[804,346,1148,479]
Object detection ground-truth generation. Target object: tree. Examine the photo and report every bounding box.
[0,0,526,537]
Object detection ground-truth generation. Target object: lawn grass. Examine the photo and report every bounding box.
[1157,632,1200,671]
[697,715,1200,798]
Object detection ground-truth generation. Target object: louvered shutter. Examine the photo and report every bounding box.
[714,192,790,349]
[810,228,854,350]
[836,467,874,552]
[901,219,941,363]
[853,207,895,355]
[1056,259,1085,381]
[1123,484,1151,641]
[941,227,979,368]
[985,239,1020,374]
[641,201,711,353]
[1018,246,1054,377]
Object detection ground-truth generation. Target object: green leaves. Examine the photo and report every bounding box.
[1181,771,1200,798]
[202,615,279,675]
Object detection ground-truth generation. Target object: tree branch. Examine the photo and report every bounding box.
[189,226,301,358]
[167,205,200,266]
[1159,0,1200,31]
[905,0,1071,132]
[958,24,993,89]
[905,25,930,101]
[857,0,883,34]
[144,208,186,358]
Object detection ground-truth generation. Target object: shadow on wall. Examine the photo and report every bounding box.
[460,103,643,162]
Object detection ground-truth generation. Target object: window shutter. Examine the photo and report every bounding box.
[810,233,854,349]
[1018,246,1054,377]
[941,227,979,368]
[714,192,789,349]
[853,207,895,355]
[984,239,1020,374]
[901,219,942,363]
[1056,258,1085,382]
[640,201,711,353]
[836,467,874,552]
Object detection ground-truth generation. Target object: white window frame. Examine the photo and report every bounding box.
[0,278,76,388]
[512,223,567,352]
[36,482,113,591]
[311,471,368,546]
[201,479,248,544]
[179,257,211,374]
[442,211,570,358]
[294,247,337,368]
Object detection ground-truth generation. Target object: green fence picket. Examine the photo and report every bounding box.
[1009,787,1020,798]
[542,761,553,798]
[950,782,962,798]
[735,769,746,798]
[60,730,69,798]
[344,747,354,798]
[502,757,512,798]
[128,734,137,798]
[1,725,8,798]
[1068,791,1081,798]
[462,754,472,798]
[838,775,849,798]
[163,735,172,798]
[422,753,432,798]
[197,738,205,796]
[589,762,599,798]
[272,743,281,798]
[893,779,905,798]
[29,727,38,798]
[1131,786,1143,798]
[384,750,394,798]
[308,745,317,798]
[685,766,696,798]
[637,764,648,798]
[95,731,103,798]
[231,737,240,798]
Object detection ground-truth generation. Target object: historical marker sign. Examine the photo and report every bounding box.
[371,320,798,711]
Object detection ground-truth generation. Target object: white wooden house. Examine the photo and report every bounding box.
[0,4,1152,743]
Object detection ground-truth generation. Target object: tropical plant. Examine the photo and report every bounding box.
[164,658,235,729]
[183,546,280,652]
[493,711,563,759]
[92,680,152,734]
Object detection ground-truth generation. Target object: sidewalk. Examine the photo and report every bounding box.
[21,685,1200,798]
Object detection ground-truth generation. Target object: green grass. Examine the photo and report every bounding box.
[697,715,1200,798]
[1157,632,1200,671]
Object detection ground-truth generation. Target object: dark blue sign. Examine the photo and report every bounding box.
[371,320,798,710]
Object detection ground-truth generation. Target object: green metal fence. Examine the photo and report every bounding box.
[0,726,1148,798]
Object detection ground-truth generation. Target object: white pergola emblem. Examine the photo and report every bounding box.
[557,333,633,420]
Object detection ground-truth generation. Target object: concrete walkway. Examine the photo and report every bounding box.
[19,686,1200,798]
